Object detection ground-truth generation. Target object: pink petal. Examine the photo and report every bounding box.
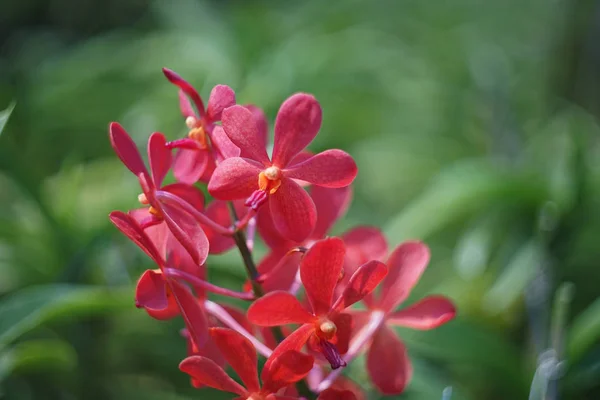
[109,211,163,266]
[178,89,196,118]
[300,237,346,316]
[247,291,315,326]
[342,226,388,267]
[261,350,314,394]
[284,150,357,188]
[318,389,358,400]
[206,85,236,122]
[209,328,260,393]
[162,183,205,211]
[179,356,246,395]
[160,201,209,267]
[332,260,388,313]
[207,157,262,200]
[378,241,430,313]
[163,68,205,117]
[272,93,322,167]
[203,201,235,254]
[109,122,148,176]
[172,148,209,185]
[310,186,352,240]
[135,269,168,311]
[367,325,412,395]
[330,312,353,354]
[148,133,172,188]
[211,125,241,162]
[169,280,208,348]
[222,105,270,165]
[245,104,269,153]
[387,295,456,330]
[264,324,315,372]
[256,202,294,250]
[258,250,302,293]
[269,178,316,242]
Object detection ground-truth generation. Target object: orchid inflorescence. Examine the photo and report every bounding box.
[108,67,457,399]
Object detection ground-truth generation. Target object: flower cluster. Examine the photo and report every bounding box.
[109,68,456,399]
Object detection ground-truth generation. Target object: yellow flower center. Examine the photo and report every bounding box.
[258,166,282,194]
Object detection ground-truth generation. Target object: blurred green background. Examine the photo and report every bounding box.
[1,0,600,399]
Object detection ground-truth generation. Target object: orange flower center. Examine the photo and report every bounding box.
[258,166,282,194]
[186,117,208,149]
[138,193,161,217]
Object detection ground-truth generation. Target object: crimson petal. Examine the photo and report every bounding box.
[222,105,270,165]
[269,178,316,242]
[366,326,412,395]
[163,68,205,117]
[109,122,148,176]
[247,291,314,326]
[387,295,456,330]
[172,148,209,185]
[178,89,196,118]
[109,211,163,266]
[160,201,209,267]
[211,125,241,162]
[284,149,357,188]
[179,356,246,395]
[300,237,346,316]
[209,328,260,393]
[148,132,172,188]
[206,85,236,122]
[208,157,262,200]
[378,241,430,313]
[272,93,322,167]
[169,280,208,349]
[332,260,387,313]
[310,186,352,240]
[264,324,315,372]
[261,350,314,394]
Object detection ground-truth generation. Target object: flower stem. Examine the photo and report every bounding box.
[227,202,315,400]
[163,268,255,301]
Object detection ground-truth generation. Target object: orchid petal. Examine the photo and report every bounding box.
[342,226,388,267]
[211,125,241,162]
[330,312,352,354]
[109,211,163,266]
[258,250,302,293]
[178,89,196,118]
[332,260,387,313]
[272,93,322,167]
[222,105,270,165]
[163,68,205,117]
[203,201,235,254]
[262,350,314,394]
[300,237,346,316]
[256,202,294,250]
[208,157,262,200]
[135,269,168,311]
[206,85,236,122]
[264,324,315,371]
[162,183,205,211]
[148,132,172,188]
[379,241,430,313]
[169,280,208,348]
[310,186,352,240]
[209,328,260,393]
[387,296,456,330]
[179,356,246,395]
[245,104,269,153]
[172,148,209,185]
[269,178,316,242]
[109,122,148,176]
[160,201,209,267]
[248,291,314,326]
[318,389,358,400]
[367,326,412,395]
[284,150,357,188]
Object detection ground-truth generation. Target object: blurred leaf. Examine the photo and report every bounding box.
[568,296,600,363]
[385,160,545,245]
[0,102,15,136]
[0,284,130,350]
[483,239,544,314]
[0,339,76,379]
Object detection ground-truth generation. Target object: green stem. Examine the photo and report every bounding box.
[227,203,315,399]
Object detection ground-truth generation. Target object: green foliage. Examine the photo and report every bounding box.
[0,0,599,399]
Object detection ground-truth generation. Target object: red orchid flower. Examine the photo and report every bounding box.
[180,327,314,400]
[208,94,358,242]
[353,241,456,394]
[318,389,357,400]
[247,238,387,369]
[163,67,239,183]
[108,211,209,348]
[109,122,209,267]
